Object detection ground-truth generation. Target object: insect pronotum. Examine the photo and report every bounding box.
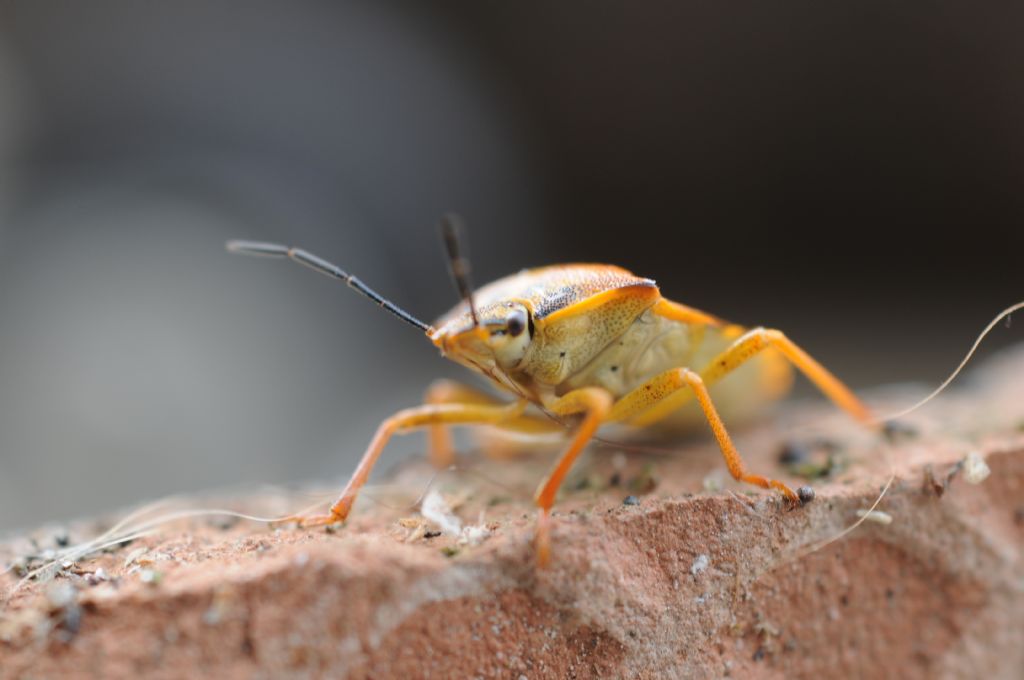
[227,216,879,564]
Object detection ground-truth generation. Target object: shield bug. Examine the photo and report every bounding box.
[227,215,876,564]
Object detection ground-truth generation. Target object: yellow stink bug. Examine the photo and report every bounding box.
[227,216,874,563]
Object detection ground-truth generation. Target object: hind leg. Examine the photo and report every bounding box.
[608,368,800,502]
[628,327,873,429]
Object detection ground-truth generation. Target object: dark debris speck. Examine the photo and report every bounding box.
[209,515,241,531]
[54,531,71,548]
[777,442,809,466]
[882,420,919,443]
[60,604,82,637]
[924,460,967,497]
[424,530,442,539]
[779,439,847,481]
[628,464,658,494]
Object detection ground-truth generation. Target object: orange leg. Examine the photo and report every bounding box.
[292,399,527,527]
[424,380,503,468]
[608,368,800,503]
[424,379,565,467]
[629,326,873,429]
[651,299,725,327]
[701,328,874,426]
[533,387,614,565]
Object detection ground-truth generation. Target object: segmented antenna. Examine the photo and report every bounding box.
[226,240,433,333]
[440,214,480,327]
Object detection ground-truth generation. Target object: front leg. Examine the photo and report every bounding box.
[292,398,528,527]
[424,379,564,467]
[533,387,614,565]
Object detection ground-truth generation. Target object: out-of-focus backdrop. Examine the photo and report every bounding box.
[0,1,1020,530]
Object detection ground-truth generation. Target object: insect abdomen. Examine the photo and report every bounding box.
[560,309,793,429]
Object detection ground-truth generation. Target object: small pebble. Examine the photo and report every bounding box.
[123,547,148,568]
[702,473,723,492]
[962,451,991,484]
[690,553,710,576]
[85,568,109,586]
[797,486,815,504]
[622,495,640,506]
[882,420,918,442]
[61,604,82,636]
[46,581,77,609]
[139,568,163,585]
[855,509,893,525]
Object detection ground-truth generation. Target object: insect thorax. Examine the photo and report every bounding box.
[557,308,702,398]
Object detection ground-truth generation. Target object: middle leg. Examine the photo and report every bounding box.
[608,367,800,502]
[533,387,614,565]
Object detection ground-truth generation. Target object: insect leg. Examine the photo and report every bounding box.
[607,368,800,502]
[423,380,562,467]
[290,399,529,527]
[424,380,500,468]
[700,328,874,426]
[533,387,614,565]
[650,299,726,327]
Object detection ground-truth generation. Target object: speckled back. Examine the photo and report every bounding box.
[435,264,656,331]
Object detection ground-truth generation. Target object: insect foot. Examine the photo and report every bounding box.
[268,512,345,530]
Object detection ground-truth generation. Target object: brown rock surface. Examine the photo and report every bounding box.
[2,348,1024,679]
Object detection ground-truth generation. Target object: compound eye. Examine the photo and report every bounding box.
[506,307,528,337]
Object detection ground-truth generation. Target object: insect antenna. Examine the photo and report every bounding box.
[439,214,480,327]
[226,240,434,333]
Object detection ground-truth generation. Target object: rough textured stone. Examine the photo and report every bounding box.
[2,348,1023,679]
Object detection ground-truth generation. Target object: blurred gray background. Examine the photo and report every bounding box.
[0,1,1020,530]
